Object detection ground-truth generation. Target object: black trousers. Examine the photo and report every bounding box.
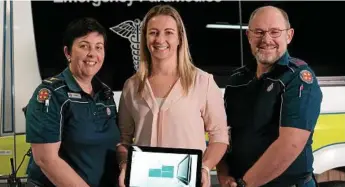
[25,180,42,187]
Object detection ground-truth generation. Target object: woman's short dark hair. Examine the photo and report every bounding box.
[63,17,107,53]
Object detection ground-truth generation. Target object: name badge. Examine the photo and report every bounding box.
[68,92,81,99]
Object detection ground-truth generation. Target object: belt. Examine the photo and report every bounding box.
[290,174,313,187]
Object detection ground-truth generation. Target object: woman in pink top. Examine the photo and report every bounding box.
[117,5,229,187]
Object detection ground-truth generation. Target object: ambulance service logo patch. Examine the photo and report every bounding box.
[300,70,313,84]
[37,88,51,103]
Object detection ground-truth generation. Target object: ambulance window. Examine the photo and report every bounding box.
[31,1,242,90]
[0,1,4,134]
[241,2,345,77]
[1,1,14,135]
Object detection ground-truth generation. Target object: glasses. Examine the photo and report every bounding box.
[249,28,290,38]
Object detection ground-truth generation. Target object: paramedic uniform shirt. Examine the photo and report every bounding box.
[224,52,322,186]
[26,68,120,187]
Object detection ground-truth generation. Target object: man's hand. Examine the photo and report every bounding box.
[218,175,237,187]
[201,169,211,187]
[118,163,126,187]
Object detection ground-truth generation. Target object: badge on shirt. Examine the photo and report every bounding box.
[106,107,111,116]
[300,70,313,84]
[37,88,51,103]
[68,92,81,99]
[267,83,274,92]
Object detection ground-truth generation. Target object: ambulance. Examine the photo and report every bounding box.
[0,1,344,185]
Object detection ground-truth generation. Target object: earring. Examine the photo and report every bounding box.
[67,58,71,62]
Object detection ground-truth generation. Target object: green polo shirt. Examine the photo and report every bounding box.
[224,51,322,186]
[26,68,120,187]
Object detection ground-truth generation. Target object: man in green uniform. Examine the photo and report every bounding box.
[25,17,120,187]
[217,6,322,187]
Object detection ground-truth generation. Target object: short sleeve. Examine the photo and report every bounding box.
[202,74,229,144]
[118,88,135,145]
[26,85,62,143]
[280,68,323,131]
[223,85,232,127]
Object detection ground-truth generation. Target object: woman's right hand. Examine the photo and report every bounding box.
[118,163,127,187]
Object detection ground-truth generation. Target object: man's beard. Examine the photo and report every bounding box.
[254,50,280,65]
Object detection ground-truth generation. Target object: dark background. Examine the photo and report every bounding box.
[31,1,345,91]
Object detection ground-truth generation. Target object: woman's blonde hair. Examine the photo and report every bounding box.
[136,4,196,95]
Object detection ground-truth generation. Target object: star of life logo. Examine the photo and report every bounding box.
[110,19,142,71]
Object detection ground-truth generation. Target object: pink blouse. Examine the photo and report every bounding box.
[118,68,229,152]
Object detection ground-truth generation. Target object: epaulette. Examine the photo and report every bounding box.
[42,76,66,89]
[289,57,308,67]
[230,65,247,76]
[101,82,114,100]
[226,65,252,86]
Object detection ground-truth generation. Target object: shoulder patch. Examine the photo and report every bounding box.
[300,70,313,84]
[37,88,51,103]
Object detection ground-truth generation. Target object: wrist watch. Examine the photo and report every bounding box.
[236,178,247,187]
